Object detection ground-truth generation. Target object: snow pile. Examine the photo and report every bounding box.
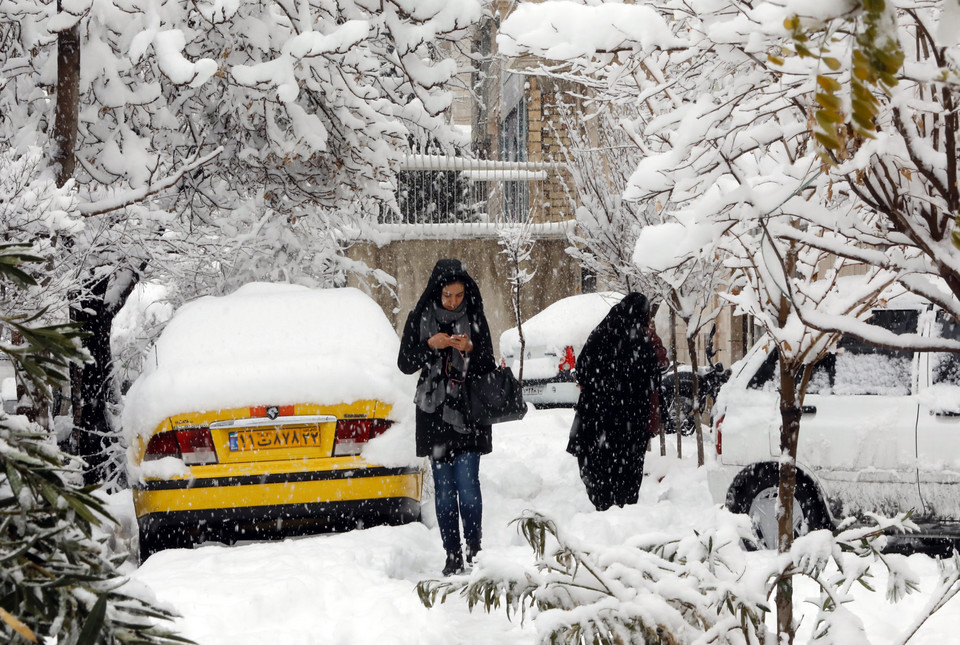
[497,1,687,59]
[124,411,960,644]
[121,283,415,442]
[499,292,623,356]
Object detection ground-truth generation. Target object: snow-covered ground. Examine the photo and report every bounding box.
[111,409,960,644]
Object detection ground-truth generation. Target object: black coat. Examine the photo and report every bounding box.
[398,259,496,459]
[567,293,659,457]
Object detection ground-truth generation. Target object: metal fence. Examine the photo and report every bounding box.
[383,154,556,225]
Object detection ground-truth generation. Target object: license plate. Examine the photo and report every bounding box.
[523,384,544,397]
[229,426,324,451]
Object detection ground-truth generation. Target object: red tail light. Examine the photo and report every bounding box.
[334,419,393,456]
[144,428,218,465]
[714,414,725,456]
[559,346,576,371]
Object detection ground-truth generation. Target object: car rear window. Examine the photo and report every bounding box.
[932,310,960,385]
[748,309,919,395]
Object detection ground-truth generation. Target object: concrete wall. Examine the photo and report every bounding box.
[348,232,757,369]
[347,233,582,357]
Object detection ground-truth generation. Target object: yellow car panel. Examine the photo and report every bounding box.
[131,400,422,561]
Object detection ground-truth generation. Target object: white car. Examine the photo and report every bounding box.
[499,292,623,407]
[708,301,960,550]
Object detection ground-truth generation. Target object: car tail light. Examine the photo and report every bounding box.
[334,419,393,456]
[559,346,576,372]
[714,414,725,455]
[144,428,218,465]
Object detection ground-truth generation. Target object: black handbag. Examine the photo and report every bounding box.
[467,366,528,425]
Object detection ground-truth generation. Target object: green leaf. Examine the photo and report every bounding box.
[823,57,842,71]
[816,111,843,135]
[816,75,842,93]
[77,594,108,645]
[815,130,843,151]
[6,461,24,498]
[64,493,103,526]
[815,91,843,111]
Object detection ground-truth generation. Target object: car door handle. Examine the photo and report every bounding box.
[934,410,960,417]
[801,405,817,415]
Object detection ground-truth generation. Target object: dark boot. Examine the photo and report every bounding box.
[442,550,463,576]
[465,542,481,565]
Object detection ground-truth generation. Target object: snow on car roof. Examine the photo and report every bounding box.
[499,291,624,355]
[121,283,414,442]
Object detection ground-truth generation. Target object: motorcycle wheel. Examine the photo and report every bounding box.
[663,391,696,436]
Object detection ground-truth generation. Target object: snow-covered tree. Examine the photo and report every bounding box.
[549,99,648,294]
[1,0,484,482]
[498,220,536,383]
[0,244,187,645]
[499,1,960,641]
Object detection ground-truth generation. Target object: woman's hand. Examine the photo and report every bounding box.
[427,333,473,352]
[449,333,473,353]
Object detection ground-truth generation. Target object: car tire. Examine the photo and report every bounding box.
[727,463,831,550]
[138,523,193,564]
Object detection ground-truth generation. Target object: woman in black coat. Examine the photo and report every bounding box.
[567,293,660,511]
[398,259,496,575]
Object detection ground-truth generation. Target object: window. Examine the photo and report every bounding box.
[500,100,528,222]
[932,310,960,385]
[748,309,919,395]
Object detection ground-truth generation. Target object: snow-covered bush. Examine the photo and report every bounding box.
[0,245,185,644]
[418,510,960,645]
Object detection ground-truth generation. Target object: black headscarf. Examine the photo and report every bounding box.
[568,292,658,458]
[409,259,486,321]
[576,292,654,400]
[399,259,496,428]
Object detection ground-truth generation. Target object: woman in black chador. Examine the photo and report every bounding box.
[398,259,496,576]
[567,293,660,511]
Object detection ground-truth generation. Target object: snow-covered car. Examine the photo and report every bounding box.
[124,284,422,562]
[708,300,960,549]
[499,292,623,407]
[1,358,15,414]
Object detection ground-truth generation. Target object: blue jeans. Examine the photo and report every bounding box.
[431,452,482,554]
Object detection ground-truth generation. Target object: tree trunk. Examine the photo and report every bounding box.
[70,270,140,485]
[660,309,676,457]
[670,309,680,459]
[516,282,525,385]
[53,5,80,188]
[775,364,802,644]
[687,334,704,466]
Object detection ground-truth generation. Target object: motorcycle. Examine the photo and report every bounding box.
[659,326,731,436]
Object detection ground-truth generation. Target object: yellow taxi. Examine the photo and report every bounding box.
[124,284,421,562]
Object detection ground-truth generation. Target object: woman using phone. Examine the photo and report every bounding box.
[398,259,496,575]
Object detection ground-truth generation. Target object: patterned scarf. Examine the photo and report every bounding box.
[415,300,471,427]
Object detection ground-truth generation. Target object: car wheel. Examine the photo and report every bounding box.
[138,525,163,564]
[138,523,193,564]
[728,463,831,550]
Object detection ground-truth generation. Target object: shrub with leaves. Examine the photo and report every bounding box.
[1,244,189,645]
[418,510,769,644]
[417,510,960,645]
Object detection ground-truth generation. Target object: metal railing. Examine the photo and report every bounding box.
[382,154,562,226]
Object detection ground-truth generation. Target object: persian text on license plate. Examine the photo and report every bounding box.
[523,384,544,397]
[229,427,323,451]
